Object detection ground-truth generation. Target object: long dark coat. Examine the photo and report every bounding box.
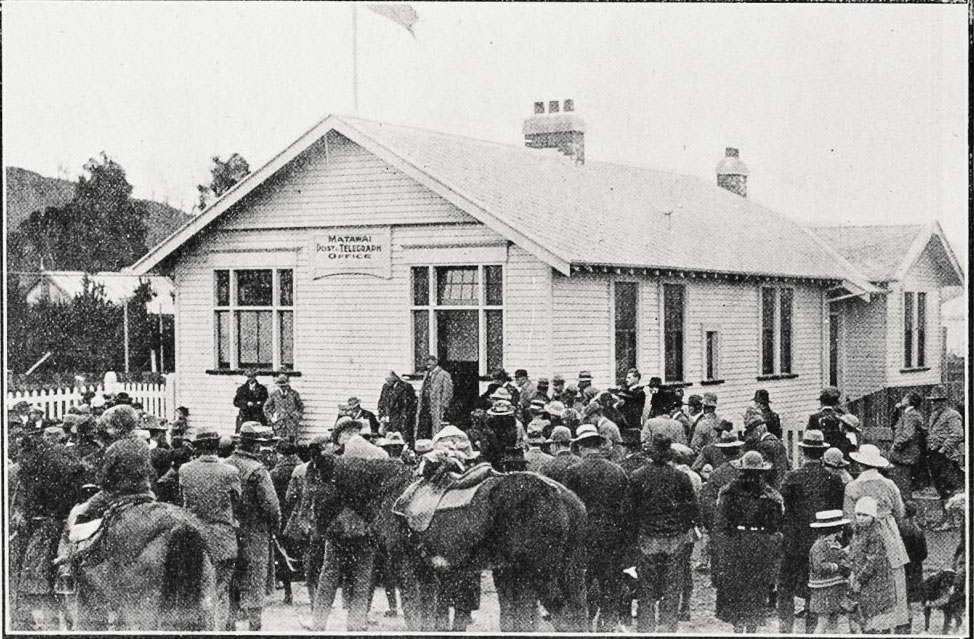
[226,450,281,609]
[778,460,845,597]
[377,379,417,440]
[234,381,269,428]
[714,476,784,625]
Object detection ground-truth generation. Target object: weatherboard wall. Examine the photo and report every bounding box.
[884,246,943,388]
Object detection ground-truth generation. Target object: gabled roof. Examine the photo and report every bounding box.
[21,271,175,313]
[810,222,965,286]
[128,114,877,294]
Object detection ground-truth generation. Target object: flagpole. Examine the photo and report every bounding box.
[352,3,359,114]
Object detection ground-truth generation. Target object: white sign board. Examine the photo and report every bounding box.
[312,227,392,279]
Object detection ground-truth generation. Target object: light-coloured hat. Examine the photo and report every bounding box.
[545,401,566,417]
[734,450,772,471]
[377,431,405,448]
[546,425,572,444]
[487,400,515,416]
[529,398,547,413]
[133,429,151,441]
[743,407,766,430]
[810,509,850,528]
[414,438,434,454]
[850,444,889,469]
[838,414,861,432]
[582,401,602,418]
[239,421,277,442]
[526,421,547,444]
[823,447,849,468]
[855,496,879,518]
[702,392,718,408]
[490,387,512,402]
[572,423,606,446]
[333,416,362,439]
[433,424,468,444]
[798,429,828,449]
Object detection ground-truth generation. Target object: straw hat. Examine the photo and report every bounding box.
[797,429,828,449]
[810,509,850,529]
[572,424,606,446]
[850,444,889,469]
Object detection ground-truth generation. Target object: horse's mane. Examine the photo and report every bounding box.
[334,457,413,513]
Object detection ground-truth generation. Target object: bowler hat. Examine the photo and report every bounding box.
[702,392,718,407]
[194,429,222,443]
[797,429,828,449]
[648,377,663,388]
[492,369,512,382]
[239,421,276,442]
[735,450,772,471]
[572,424,606,446]
[514,369,528,379]
[487,400,515,416]
[810,509,850,529]
[927,385,949,401]
[547,425,572,444]
[819,386,841,406]
[114,392,132,405]
[850,444,889,469]
[753,389,771,404]
[823,447,849,468]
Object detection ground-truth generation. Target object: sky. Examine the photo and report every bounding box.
[3,2,969,260]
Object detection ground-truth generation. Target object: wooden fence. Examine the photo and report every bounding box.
[6,372,176,420]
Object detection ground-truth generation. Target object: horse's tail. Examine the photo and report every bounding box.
[161,523,212,630]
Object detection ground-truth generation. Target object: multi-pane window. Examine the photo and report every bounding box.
[903,291,927,368]
[614,282,638,385]
[411,265,503,373]
[663,283,685,382]
[214,268,294,370]
[760,286,794,375]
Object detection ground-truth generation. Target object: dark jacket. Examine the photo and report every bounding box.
[542,450,581,484]
[271,453,302,528]
[745,431,791,489]
[807,407,848,453]
[626,460,698,539]
[778,460,845,594]
[377,379,417,439]
[898,517,927,603]
[758,404,782,439]
[481,414,525,472]
[618,387,646,431]
[344,408,381,435]
[698,460,741,531]
[234,380,269,427]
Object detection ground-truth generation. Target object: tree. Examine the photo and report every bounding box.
[196,153,250,211]
[13,153,149,272]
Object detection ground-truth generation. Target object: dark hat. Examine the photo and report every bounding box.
[536,377,549,387]
[798,429,828,449]
[114,392,133,405]
[143,415,167,432]
[734,450,772,471]
[743,408,766,430]
[238,421,276,442]
[514,369,528,378]
[644,433,673,459]
[819,386,841,405]
[377,431,405,448]
[333,416,362,439]
[620,428,641,449]
[346,397,362,409]
[753,389,771,404]
[578,370,593,381]
[687,394,703,407]
[275,374,290,385]
[718,419,734,432]
[547,425,572,444]
[492,368,512,382]
[194,429,222,443]
[244,368,258,380]
[552,374,566,384]
[648,376,663,388]
[927,385,949,401]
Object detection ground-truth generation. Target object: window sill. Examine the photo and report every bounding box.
[664,381,694,388]
[755,373,799,381]
[899,367,931,374]
[401,373,426,381]
[206,369,302,377]
[700,379,725,386]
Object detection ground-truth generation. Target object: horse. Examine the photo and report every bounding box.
[312,455,589,632]
[71,500,216,631]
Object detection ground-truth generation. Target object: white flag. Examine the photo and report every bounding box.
[365,3,419,37]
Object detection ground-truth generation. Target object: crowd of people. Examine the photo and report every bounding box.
[5,361,967,633]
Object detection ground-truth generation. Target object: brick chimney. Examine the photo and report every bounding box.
[523,99,586,165]
[716,147,749,197]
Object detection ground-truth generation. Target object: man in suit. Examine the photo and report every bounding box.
[233,371,268,431]
[415,355,453,441]
[925,385,964,530]
[377,371,417,443]
[263,375,304,442]
[342,397,381,435]
[888,391,924,501]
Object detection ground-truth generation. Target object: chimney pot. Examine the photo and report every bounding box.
[548,100,560,113]
[716,147,748,197]
[725,147,739,158]
[522,101,586,165]
[534,101,545,115]
[563,99,574,112]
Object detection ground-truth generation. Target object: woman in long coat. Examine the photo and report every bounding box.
[714,450,784,633]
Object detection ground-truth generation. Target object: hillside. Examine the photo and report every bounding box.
[5,166,192,251]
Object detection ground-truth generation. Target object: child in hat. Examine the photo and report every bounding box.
[807,510,852,633]
[849,496,909,633]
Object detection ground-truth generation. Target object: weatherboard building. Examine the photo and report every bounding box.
[130,103,964,450]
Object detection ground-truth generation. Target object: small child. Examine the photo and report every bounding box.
[808,509,852,633]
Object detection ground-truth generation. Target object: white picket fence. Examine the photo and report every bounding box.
[7,372,176,420]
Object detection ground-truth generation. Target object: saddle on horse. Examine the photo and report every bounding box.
[393,462,502,532]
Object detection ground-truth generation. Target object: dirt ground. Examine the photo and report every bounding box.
[259,526,965,634]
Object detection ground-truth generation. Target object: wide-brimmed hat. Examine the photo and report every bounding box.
[333,416,362,439]
[734,450,772,471]
[114,392,133,405]
[433,424,468,444]
[839,414,861,432]
[564,384,579,395]
[798,429,828,449]
[855,496,878,518]
[577,370,593,381]
[927,385,949,401]
[377,431,406,448]
[239,421,277,442]
[715,430,744,448]
[572,424,606,446]
[850,444,889,469]
[552,374,566,384]
[671,442,695,464]
[547,425,572,444]
[647,377,663,388]
[810,509,850,529]
[490,387,512,402]
[545,400,566,417]
[492,368,512,382]
[823,447,849,468]
[753,389,771,404]
[702,392,718,408]
[529,398,547,413]
[487,400,515,416]
[194,429,222,443]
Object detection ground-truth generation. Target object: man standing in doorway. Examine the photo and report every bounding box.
[264,375,304,442]
[415,355,453,441]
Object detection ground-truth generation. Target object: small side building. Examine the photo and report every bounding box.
[129,105,960,452]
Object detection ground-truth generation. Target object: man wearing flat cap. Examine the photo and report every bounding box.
[225,422,281,630]
[263,374,304,442]
[179,430,242,630]
[233,370,268,431]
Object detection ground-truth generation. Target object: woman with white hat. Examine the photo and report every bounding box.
[843,445,911,631]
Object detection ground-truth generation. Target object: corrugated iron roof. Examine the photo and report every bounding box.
[809,225,925,281]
